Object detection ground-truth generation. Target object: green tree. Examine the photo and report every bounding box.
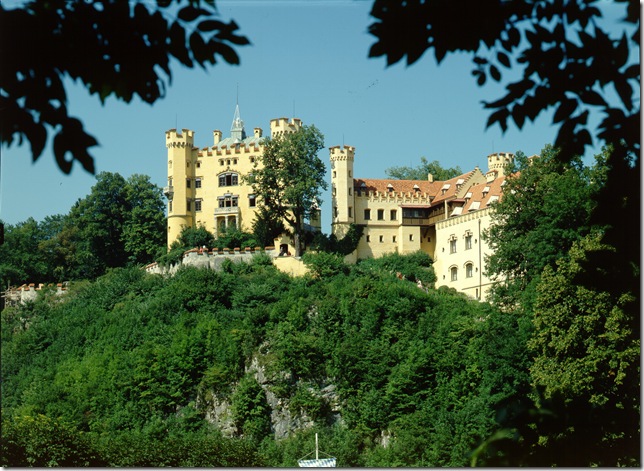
[251,205,286,248]
[473,233,640,466]
[249,125,327,256]
[122,174,166,264]
[1,0,249,174]
[527,232,639,465]
[174,224,217,250]
[483,145,604,311]
[385,156,462,181]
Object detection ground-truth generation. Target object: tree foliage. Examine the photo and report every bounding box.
[367,0,638,162]
[385,156,462,181]
[1,0,249,174]
[484,145,606,310]
[1,253,533,467]
[0,172,165,287]
[249,125,327,256]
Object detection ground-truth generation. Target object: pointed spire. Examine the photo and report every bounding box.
[230,103,246,142]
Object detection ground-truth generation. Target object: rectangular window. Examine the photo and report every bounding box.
[409,234,414,242]
[186,179,191,188]
[348,187,352,195]
[465,235,472,250]
[364,209,371,220]
[366,235,371,242]
[333,207,338,218]
[195,200,202,212]
[390,209,397,221]
[187,200,191,211]
[249,195,256,207]
[379,235,384,243]
[450,239,457,253]
[169,200,172,212]
[195,178,202,189]
[392,235,397,243]
[348,207,352,218]
[377,209,384,220]
[219,173,239,187]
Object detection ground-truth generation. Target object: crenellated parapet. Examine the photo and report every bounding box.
[487,152,514,176]
[270,117,302,137]
[329,145,355,162]
[166,128,195,148]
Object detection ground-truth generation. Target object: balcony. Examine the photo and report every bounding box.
[214,206,241,215]
[163,186,174,198]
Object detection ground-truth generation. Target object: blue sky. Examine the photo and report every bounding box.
[0,0,635,231]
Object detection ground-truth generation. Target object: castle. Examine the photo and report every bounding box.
[165,107,513,301]
[165,106,320,251]
[331,146,512,300]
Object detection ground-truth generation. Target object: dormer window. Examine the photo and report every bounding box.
[413,184,420,192]
[441,183,450,195]
[465,192,473,200]
[387,183,394,192]
[482,186,490,195]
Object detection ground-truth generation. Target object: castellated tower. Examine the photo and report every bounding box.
[330,145,355,239]
[269,117,303,138]
[165,128,196,247]
[487,152,514,177]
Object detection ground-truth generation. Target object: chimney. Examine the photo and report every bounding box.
[213,130,222,145]
[428,173,434,183]
[254,127,263,138]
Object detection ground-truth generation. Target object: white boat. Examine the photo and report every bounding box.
[297,433,336,467]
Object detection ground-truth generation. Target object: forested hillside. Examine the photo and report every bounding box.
[2,251,528,466]
[1,148,639,467]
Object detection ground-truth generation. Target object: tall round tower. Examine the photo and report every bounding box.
[165,128,195,247]
[329,145,355,239]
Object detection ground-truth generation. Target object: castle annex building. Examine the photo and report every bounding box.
[165,107,318,248]
[331,146,513,301]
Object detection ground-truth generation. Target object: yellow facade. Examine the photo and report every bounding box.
[165,107,319,249]
[331,146,513,301]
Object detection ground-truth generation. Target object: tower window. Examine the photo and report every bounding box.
[364,209,371,220]
[348,207,352,218]
[195,178,202,189]
[186,178,191,188]
[377,209,384,220]
[195,199,202,212]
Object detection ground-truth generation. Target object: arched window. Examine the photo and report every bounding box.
[450,266,458,281]
[465,263,473,278]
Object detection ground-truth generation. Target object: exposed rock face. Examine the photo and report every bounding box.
[199,345,343,440]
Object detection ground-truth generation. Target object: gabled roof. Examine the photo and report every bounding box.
[461,174,507,214]
[428,169,485,204]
